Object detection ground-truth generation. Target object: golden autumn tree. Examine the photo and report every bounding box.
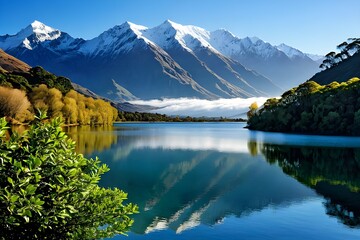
[47,88,64,118]
[0,86,31,120]
[29,84,50,112]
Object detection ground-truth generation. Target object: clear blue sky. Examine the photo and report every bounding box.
[1,0,359,55]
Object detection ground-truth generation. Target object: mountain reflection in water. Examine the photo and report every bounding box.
[64,123,360,238]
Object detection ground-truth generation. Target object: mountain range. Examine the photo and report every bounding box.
[0,20,321,101]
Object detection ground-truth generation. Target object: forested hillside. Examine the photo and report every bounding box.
[247,78,360,135]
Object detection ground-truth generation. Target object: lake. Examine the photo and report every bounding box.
[65,122,360,240]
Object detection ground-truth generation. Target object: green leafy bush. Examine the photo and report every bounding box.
[0,113,138,239]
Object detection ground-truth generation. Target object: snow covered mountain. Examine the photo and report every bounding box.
[0,20,320,101]
[276,43,324,63]
[276,43,310,59]
[0,20,84,72]
[0,20,84,54]
[206,30,321,89]
[0,20,61,50]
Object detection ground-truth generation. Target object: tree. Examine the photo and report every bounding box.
[247,102,259,119]
[337,41,350,59]
[29,84,50,112]
[353,109,360,135]
[62,96,78,124]
[0,113,138,239]
[337,41,348,51]
[334,52,344,62]
[324,51,336,67]
[47,88,64,118]
[0,86,31,119]
[347,38,360,53]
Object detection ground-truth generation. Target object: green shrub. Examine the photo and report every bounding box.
[0,113,138,239]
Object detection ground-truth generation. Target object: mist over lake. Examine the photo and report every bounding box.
[129,97,268,118]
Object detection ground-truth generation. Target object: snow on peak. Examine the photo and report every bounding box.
[142,19,213,52]
[31,20,51,31]
[80,21,151,55]
[124,21,148,35]
[29,20,61,41]
[208,30,277,59]
[1,19,320,64]
[276,43,306,59]
[213,29,236,38]
[0,20,62,50]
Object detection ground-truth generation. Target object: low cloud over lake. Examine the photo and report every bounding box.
[130,97,268,118]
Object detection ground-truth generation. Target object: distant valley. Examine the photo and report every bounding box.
[0,20,321,102]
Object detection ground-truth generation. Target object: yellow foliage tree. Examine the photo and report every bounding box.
[0,86,31,120]
[25,85,118,125]
[48,88,64,118]
[247,102,259,119]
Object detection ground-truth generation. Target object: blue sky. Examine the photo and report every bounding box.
[1,0,359,55]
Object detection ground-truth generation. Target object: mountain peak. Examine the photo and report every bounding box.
[163,19,176,25]
[123,21,146,29]
[0,21,62,50]
[145,20,211,51]
[212,29,236,38]
[12,20,57,41]
[155,19,183,34]
[243,36,261,44]
[28,20,61,40]
[120,21,147,36]
[276,43,306,59]
[30,20,46,28]
[161,19,183,28]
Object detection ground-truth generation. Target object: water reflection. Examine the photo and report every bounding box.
[100,149,315,234]
[257,143,360,227]
[64,125,118,154]
[67,123,360,239]
[93,124,319,234]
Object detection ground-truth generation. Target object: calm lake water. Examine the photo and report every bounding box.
[65,122,360,240]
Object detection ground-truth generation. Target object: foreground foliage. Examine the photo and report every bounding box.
[247,77,360,135]
[0,114,137,239]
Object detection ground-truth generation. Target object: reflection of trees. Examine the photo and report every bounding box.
[64,125,118,154]
[247,141,258,156]
[258,142,360,227]
[321,182,360,227]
